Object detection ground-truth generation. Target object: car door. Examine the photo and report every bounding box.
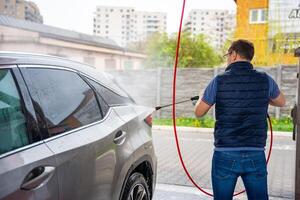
[0,66,59,200]
[20,66,132,200]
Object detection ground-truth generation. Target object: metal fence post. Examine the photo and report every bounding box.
[156,68,162,118]
[294,47,300,200]
[276,65,282,119]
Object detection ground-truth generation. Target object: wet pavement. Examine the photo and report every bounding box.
[153,184,292,200]
[152,126,295,199]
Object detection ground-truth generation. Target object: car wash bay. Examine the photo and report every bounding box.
[152,48,300,200]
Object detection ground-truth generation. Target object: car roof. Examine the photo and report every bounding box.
[0,51,96,70]
[0,51,129,97]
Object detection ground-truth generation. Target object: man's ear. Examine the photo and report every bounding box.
[232,51,238,61]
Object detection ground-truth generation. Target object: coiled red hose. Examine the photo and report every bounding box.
[172,0,273,197]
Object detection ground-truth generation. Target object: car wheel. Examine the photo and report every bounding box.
[122,172,151,200]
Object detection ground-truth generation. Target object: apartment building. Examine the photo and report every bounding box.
[93,6,167,47]
[0,0,43,23]
[184,9,236,49]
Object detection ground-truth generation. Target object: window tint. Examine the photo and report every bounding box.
[88,79,132,107]
[0,69,28,155]
[87,79,110,116]
[27,68,102,137]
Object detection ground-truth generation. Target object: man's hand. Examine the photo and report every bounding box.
[194,99,212,118]
[269,91,286,107]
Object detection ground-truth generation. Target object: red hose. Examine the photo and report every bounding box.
[172,0,273,197]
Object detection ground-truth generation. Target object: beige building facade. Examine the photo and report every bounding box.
[0,15,146,70]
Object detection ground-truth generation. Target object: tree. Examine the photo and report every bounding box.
[131,32,223,68]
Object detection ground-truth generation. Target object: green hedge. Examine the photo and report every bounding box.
[153,117,293,132]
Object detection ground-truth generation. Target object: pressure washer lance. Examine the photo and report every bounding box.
[155,95,199,111]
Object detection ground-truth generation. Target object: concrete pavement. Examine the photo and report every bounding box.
[152,126,295,199]
[153,184,289,200]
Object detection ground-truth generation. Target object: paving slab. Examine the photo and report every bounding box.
[152,127,296,199]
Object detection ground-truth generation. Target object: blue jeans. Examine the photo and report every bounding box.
[212,151,268,200]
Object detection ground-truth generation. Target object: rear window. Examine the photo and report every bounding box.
[88,79,133,107]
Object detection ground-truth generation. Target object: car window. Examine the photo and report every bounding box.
[86,79,110,116]
[88,78,133,107]
[26,68,102,137]
[0,69,29,155]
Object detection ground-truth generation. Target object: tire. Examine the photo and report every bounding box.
[121,172,151,200]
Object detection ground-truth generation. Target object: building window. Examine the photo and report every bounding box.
[83,57,95,66]
[249,9,268,24]
[124,60,133,69]
[261,9,268,21]
[105,58,116,69]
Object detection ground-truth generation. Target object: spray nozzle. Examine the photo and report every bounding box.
[190,96,199,101]
[155,95,200,111]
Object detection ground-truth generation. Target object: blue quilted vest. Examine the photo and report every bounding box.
[214,61,269,148]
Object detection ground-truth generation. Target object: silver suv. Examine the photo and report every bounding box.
[0,52,157,200]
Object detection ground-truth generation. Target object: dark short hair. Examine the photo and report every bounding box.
[228,39,254,61]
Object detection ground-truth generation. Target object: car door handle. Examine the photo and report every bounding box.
[20,166,55,190]
[113,130,127,145]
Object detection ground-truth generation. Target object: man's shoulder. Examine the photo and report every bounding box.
[215,70,231,80]
[253,68,267,75]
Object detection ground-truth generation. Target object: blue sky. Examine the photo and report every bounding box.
[32,0,236,34]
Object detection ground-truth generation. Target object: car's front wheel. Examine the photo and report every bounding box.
[121,172,151,200]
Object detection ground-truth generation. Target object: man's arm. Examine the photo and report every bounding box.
[194,100,212,118]
[194,78,216,118]
[267,75,286,107]
[269,91,286,107]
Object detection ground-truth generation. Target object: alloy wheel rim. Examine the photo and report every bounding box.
[127,183,148,200]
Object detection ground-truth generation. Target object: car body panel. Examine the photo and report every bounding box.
[112,105,157,199]
[43,108,132,200]
[0,142,59,200]
[0,52,157,200]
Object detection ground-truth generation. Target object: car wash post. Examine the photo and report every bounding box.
[294,47,300,199]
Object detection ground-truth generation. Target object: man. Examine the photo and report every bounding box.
[194,39,285,200]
